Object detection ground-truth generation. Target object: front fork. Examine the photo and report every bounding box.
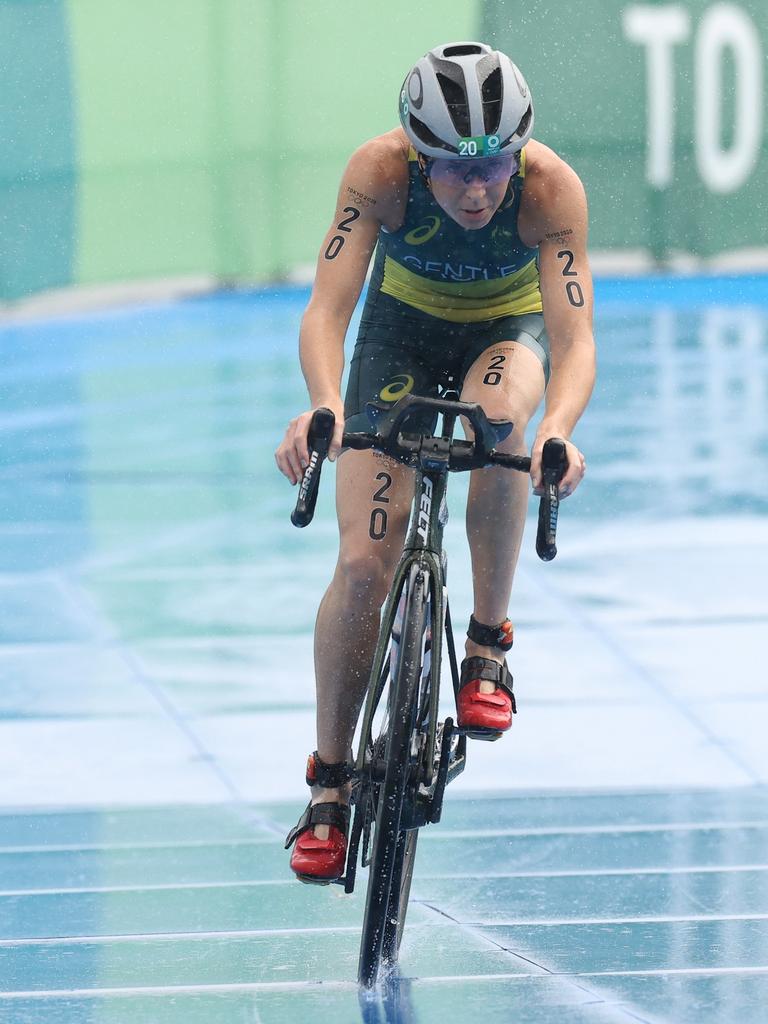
[343,559,422,894]
[343,569,466,890]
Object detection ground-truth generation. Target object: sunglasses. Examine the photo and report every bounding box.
[425,153,519,187]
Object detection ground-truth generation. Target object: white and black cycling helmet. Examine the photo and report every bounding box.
[398,41,534,159]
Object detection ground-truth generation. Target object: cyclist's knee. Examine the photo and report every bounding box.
[335,547,397,606]
[463,408,530,453]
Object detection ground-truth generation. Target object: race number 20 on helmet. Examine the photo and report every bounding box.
[398,42,534,161]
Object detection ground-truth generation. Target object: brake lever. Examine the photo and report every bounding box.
[535,438,567,561]
[291,408,336,528]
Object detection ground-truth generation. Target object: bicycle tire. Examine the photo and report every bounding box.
[381,828,418,962]
[358,565,428,988]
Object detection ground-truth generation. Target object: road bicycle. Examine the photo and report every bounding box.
[289,386,566,987]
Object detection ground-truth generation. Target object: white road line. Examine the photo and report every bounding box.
[2,818,766,855]
[0,926,361,948]
[1,966,767,1000]
[0,879,297,897]
[413,863,768,879]
[449,912,768,927]
[418,819,768,840]
[573,966,768,978]
[0,981,361,999]
[4,862,768,897]
[0,838,276,855]
[1,911,767,947]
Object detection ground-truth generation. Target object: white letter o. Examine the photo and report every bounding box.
[695,3,763,194]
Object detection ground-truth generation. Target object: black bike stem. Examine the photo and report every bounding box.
[291,407,335,528]
[535,437,567,562]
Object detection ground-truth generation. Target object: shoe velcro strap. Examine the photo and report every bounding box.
[460,656,503,687]
[285,804,312,849]
[467,615,514,652]
[500,662,517,714]
[284,801,351,849]
[305,751,353,789]
[459,657,517,714]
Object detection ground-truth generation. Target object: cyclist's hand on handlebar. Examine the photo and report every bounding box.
[530,430,586,498]
[275,401,345,485]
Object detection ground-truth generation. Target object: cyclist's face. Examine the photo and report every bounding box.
[425,154,518,230]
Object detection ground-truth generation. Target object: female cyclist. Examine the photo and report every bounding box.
[276,42,595,883]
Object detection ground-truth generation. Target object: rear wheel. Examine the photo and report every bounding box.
[358,565,428,988]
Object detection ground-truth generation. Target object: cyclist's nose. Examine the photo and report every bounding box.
[462,180,487,200]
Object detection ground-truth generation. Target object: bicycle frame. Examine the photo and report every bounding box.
[355,471,448,779]
[343,403,469,893]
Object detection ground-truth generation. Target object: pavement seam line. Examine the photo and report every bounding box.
[51,573,287,838]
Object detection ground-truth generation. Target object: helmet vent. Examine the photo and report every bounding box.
[443,44,483,57]
[436,72,471,137]
[515,103,532,139]
[408,113,457,154]
[498,103,533,151]
[480,66,503,135]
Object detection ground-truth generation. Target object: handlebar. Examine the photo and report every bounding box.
[290,398,568,561]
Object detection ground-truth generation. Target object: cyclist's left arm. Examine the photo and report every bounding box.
[530,158,596,497]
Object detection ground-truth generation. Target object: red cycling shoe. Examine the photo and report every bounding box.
[457,616,518,740]
[284,752,352,885]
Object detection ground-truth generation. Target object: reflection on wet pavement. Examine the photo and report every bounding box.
[1,279,767,1021]
[2,795,768,1022]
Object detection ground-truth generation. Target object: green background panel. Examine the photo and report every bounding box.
[68,0,480,288]
[484,2,646,147]
[1,0,767,300]
[68,0,222,283]
[482,0,768,258]
[70,1,216,166]
[0,0,76,299]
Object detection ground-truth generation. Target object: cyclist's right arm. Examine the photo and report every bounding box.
[275,138,404,484]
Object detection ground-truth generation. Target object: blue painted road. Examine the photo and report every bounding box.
[0,278,767,1021]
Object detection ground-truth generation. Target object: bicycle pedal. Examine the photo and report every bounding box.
[459,727,503,742]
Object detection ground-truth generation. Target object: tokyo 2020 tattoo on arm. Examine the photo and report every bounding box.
[324,206,362,260]
[346,186,377,208]
[556,246,585,308]
[545,227,573,244]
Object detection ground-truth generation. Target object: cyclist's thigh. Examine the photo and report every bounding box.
[343,340,439,436]
[460,315,548,438]
[335,448,414,583]
[340,312,444,574]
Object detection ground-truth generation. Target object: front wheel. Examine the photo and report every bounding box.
[358,565,428,988]
[381,828,418,963]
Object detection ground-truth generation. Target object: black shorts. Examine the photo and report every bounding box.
[344,293,550,434]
